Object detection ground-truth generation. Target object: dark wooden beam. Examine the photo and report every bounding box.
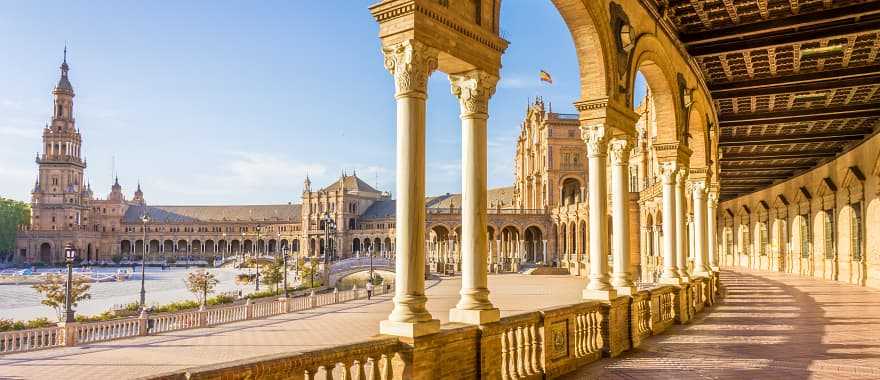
[720,104,880,126]
[680,2,880,45]
[721,150,838,161]
[721,173,792,180]
[719,163,814,171]
[713,73,880,99]
[719,130,870,146]
[688,17,880,57]
[710,65,880,93]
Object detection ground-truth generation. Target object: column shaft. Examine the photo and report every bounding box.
[610,138,635,294]
[449,70,499,324]
[675,170,690,282]
[660,162,681,284]
[708,193,719,270]
[692,181,710,276]
[582,125,615,300]
[379,40,439,337]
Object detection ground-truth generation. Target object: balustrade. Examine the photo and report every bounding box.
[0,327,61,354]
[75,318,141,344]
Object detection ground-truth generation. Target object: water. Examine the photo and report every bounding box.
[0,267,265,321]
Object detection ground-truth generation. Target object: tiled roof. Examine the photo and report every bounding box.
[123,204,302,223]
[320,174,381,193]
[360,187,517,220]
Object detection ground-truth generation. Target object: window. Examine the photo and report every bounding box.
[759,223,768,256]
[742,225,751,255]
[800,214,810,259]
[725,228,734,256]
[823,209,835,259]
[851,203,863,262]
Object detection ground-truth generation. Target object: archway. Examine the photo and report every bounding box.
[561,178,582,206]
[524,226,544,263]
[39,242,52,263]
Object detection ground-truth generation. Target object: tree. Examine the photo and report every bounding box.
[31,274,91,321]
[184,270,219,306]
[0,198,30,261]
[261,258,283,292]
[296,257,322,288]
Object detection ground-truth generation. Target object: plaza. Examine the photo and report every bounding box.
[2,0,880,379]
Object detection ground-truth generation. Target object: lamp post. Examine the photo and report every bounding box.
[139,212,150,310]
[322,212,336,266]
[64,244,77,323]
[369,245,374,285]
[255,224,262,292]
[282,246,290,298]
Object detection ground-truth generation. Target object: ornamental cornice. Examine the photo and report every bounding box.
[369,0,508,54]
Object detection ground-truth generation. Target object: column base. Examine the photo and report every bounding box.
[613,286,637,296]
[659,277,683,285]
[449,307,500,325]
[379,319,440,338]
[693,271,711,278]
[582,288,618,301]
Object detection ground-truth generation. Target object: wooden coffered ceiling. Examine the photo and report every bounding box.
[653,0,880,200]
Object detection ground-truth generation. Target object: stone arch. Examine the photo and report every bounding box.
[524,225,544,263]
[561,177,582,205]
[218,240,228,253]
[352,237,361,253]
[549,0,614,101]
[627,37,682,143]
[163,240,174,253]
[149,240,161,254]
[191,239,202,254]
[177,239,188,253]
[686,106,710,169]
[121,240,132,255]
[39,242,52,263]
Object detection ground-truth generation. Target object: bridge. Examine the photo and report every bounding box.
[326,257,395,287]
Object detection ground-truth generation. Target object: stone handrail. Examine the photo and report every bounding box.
[75,317,142,344]
[0,326,62,354]
[630,291,652,347]
[0,283,393,356]
[154,337,402,380]
[480,311,544,379]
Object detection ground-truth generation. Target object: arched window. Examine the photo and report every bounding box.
[823,209,835,259]
[851,203,863,262]
[57,104,63,118]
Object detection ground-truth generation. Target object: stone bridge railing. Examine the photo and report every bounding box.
[148,275,719,379]
[0,284,391,355]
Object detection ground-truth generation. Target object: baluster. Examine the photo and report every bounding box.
[325,363,338,380]
[522,325,533,376]
[516,326,526,378]
[576,314,584,357]
[530,324,540,374]
[303,368,317,380]
[500,330,511,380]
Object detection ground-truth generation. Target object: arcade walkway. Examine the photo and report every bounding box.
[0,274,586,380]
[566,270,880,379]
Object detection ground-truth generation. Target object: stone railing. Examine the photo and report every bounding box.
[153,337,402,380]
[0,326,63,354]
[149,275,721,379]
[0,284,392,356]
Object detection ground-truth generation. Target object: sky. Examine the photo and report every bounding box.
[0,1,645,205]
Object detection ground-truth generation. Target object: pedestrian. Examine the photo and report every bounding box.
[365,280,374,300]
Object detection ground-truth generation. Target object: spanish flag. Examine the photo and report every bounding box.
[539,70,553,84]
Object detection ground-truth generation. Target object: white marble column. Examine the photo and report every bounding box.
[609,137,636,294]
[708,192,719,271]
[675,169,690,282]
[378,40,440,337]
[692,180,710,276]
[659,162,682,284]
[581,125,616,300]
[449,70,500,324]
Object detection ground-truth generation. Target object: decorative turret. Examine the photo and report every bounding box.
[132,182,145,205]
[108,176,124,202]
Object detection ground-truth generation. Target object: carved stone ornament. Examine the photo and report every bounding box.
[382,40,439,97]
[580,124,609,157]
[449,70,498,117]
[659,162,678,185]
[549,320,569,360]
[676,165,689,185]
[691,180,706,196]
[608,137,633,165]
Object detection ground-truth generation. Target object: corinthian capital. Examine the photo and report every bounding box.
[676,165,689,185]
[659,162,678,185]
[608,137,633,165]
[691,180,706,197]
[449,70,498,117]
[708,191,719,207]
[382,40,439,97]
[580,124,608,157]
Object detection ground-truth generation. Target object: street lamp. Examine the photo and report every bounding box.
[282,246,290,298]
[140,212,150,310]
[64,244,77,323]
[255,224,262,292]
[322,212,336,265]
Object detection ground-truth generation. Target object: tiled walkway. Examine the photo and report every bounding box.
[0,274,587,380]
[566,269,880,379]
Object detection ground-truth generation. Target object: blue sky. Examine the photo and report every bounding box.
[0,1,644,205]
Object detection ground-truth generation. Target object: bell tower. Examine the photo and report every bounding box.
[31,48,87,231]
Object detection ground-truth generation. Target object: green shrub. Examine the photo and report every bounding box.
[206,294,235,306]
[151,300,200,313]
[0,317,56,332]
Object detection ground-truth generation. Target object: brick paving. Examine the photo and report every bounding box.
[565,269,880,380]
[0,274,586,380]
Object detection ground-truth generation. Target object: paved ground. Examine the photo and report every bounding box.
[566,269,880,380]
[0,273,587,380]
